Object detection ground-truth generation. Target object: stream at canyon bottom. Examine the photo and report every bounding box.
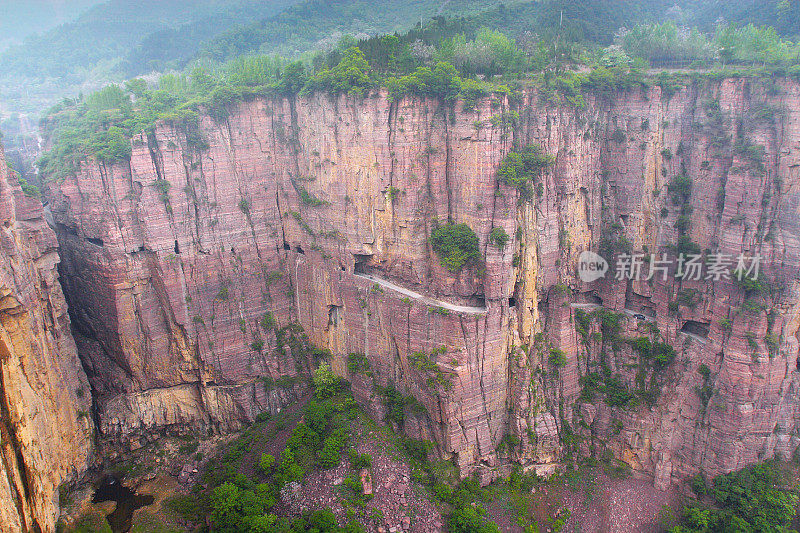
[92,476,154,533]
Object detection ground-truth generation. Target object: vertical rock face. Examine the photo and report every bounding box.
[0,144,93,532]
[49,78,800,487]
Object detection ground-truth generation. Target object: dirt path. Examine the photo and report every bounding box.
[355,272,486,314]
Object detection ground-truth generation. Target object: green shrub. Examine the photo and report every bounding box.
[430,221,480,272]
[250,339,264,352]
[380,384,420,426]
[690,473,708,495]
[312,363,339,399]
[258,453,275,474]
[318,434,347,469]
[675,462,798,532]
[163,495,202,522]
[497,144,554,193]
[489,227,509,248]
[260,312,277,330]
[346,352,370,374]
[460,78,488,110]
[152,179,171,203]
[611,128,627,143]
[90,125,132,163]
[549,348,567,367]
[449,503,501,533]
[603,376,634,407]
[668,175,693,204]
[18,178,40,197]
[385,61,462,102]
[307,47,375,97]
[296,183,329,206]
[348,449,372,469]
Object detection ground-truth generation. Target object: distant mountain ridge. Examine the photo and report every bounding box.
[0,0,797,120]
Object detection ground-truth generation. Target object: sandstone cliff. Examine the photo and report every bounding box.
[48,77,800,488]
[0,144,93,532]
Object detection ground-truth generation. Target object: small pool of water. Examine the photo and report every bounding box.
[92,475,154,533]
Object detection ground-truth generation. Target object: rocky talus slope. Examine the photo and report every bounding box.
[0,145,93,532]
[48,78,800,489]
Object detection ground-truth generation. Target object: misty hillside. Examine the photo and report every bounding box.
[2,0,798,120]
[0,0,513,117]
[0,0,102,52]
[0,0,304,115]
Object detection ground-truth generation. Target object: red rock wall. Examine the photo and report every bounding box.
[0,144,93,532]
[49,78,800,487]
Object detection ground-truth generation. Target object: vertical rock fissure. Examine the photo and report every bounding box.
[442,102,454,222]
[0,337,32,532]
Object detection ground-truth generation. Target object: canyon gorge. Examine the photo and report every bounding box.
[2,76,800,531]
[0,144,92,531]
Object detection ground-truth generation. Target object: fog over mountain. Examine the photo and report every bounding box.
[0,0,102,52]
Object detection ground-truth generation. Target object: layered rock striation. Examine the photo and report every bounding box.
[48,77,800,487]
[0,144,93,532]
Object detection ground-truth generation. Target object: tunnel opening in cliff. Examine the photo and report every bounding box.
[56,222,78,237]
[353,254,373,274]
[578,292,603,306]
[328,305,342,327]
[681,320,710,339]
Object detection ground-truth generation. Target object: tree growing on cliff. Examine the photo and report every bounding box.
[497,144,555,199]
[306,47,375,97]
[312,362,339,399]
[489,227,510,248]
[385,61,462,102]
[430,221,481,272]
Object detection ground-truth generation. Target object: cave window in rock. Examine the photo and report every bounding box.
[295,245,305,255]
[86,237,104,247]
[581,292,603,306]
[174,240,180,254]
[283,242,290,251]
[328,305,342,327]
[57,222,78,237]
[681,320,710,339]
[508,296,517,308]
[353,254,372,274]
